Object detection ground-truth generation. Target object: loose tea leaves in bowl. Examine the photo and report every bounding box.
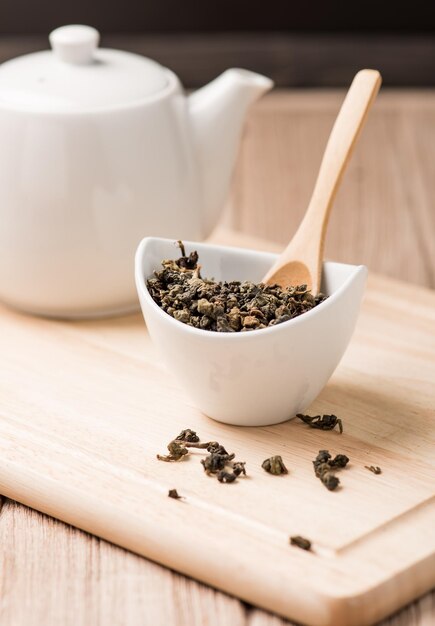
[146,242,327,332]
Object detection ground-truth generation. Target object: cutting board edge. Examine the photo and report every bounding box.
[1,460,434,626]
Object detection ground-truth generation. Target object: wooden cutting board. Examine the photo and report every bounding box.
[0,230,434,626]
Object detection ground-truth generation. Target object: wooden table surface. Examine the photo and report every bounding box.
[1,89,434,626]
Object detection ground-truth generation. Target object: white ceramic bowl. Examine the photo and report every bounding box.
[135,237,367,426]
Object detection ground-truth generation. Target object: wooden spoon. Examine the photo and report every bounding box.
[262,69,382,293]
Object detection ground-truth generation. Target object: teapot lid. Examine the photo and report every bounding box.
[0,25,172,112]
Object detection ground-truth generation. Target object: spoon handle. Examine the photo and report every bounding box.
[265,69,381,292]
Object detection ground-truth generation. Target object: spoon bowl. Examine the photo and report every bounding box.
[135,237,367,426]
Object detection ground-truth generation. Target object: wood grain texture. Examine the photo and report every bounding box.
[228,89,435,289]
[0,228,434,626]
[1,498,433,626]
[0,499,246,626]
[1,89,435,626]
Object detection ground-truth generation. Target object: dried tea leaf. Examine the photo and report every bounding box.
[262,455,288,475]
[168,489,183,499]
[206,442,229,455]
[329,454,349,469]
[365,465,382,475]
[313,450,331,466]
[290,535,312,551]
[158,429,244,484]
[232,461,247,476]
[313,449,349,491]
[147,243,327,333]
[184,441,213,449]
[175,428,200,443]
[320,471,340,491]
[201,452,235,475]
[157,441,188,462]
[217,470,237,483]
[296,413,343,433]
[176,241,199,270]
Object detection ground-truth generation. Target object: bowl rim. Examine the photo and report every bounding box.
[135,237,367,342]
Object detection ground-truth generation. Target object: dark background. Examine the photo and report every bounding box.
[1,1,435,86]
[2,0,435,34]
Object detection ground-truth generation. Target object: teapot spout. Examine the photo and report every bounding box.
[188,69,273,236]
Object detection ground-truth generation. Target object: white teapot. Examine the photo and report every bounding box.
[0,25,272,317]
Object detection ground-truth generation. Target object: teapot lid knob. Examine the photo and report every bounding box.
[49,25,99,65]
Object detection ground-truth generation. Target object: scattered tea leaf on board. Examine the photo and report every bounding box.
[157,441,189,462]
[217,470,238,483]
[290,536,312,551]
[296,413,343,433]
[320,471,340,491]
[201,452,235,475]
[184,441,216,450]
[158,430,246,484]
[313,450,349,491]
[232,461,247,476]
[262,455,288,475]
[175,428,200,443]
[365,465,382,475]
[329,454,349,469]
[168,489,183,499]
[207,442,229,455]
